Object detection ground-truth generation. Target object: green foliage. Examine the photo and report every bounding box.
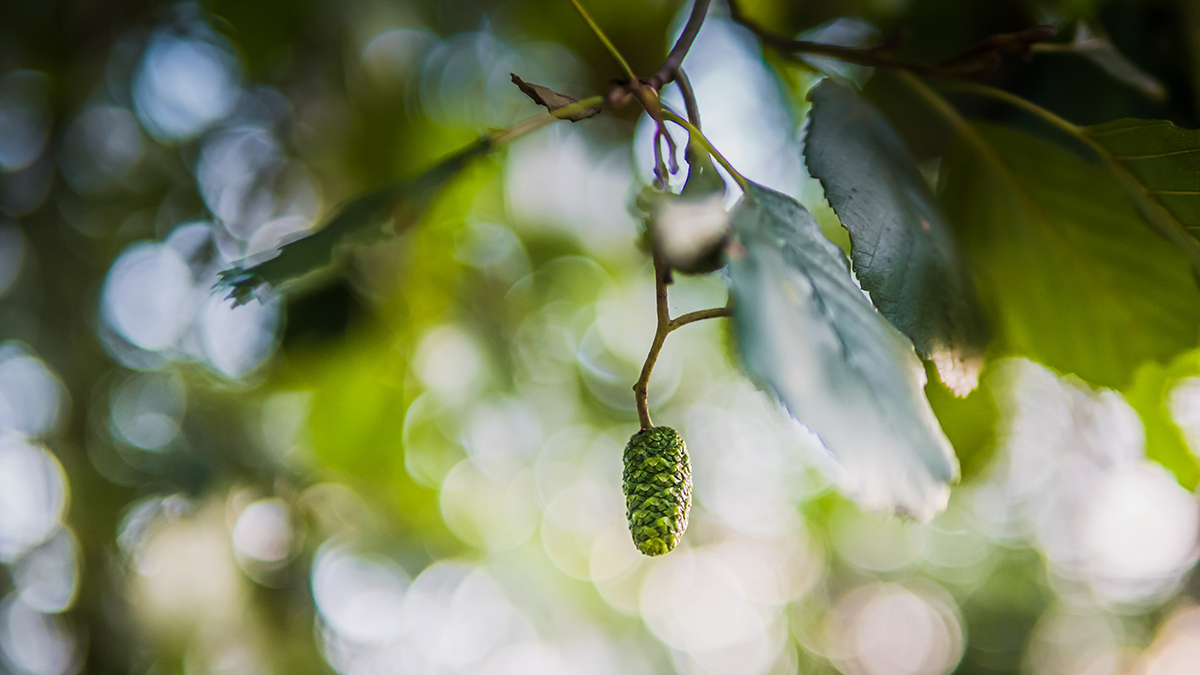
[1124,349,1200,490]
[924,361,999,482]
[622,426,692,556]
[300,334,458,546]
[1084,118,1200,277]
[21,1,1200,671]
[938,123,1200,390]
[804,80,989,395]
[220,138,493,305]
[727,181,958,520]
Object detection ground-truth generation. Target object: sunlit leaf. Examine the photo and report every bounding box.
[939,123,1200,390]
[1124,349,1200,490]
[219,138,493,305]
[294,331,459,546]
[727,182,959,520]
[925,361,999,482]
[1084,118,1200,277]
[805,80,989,395]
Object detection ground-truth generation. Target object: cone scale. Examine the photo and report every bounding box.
[622,426,692,556]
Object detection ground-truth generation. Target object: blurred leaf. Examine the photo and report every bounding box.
[958,548,1053,674]
[1052,22,1166,101]
[302,333,457,545]
[1124,349,1200,490]
[805,80,989,395]
[939,123,1200,389]
[647,145,728,274]
[727,182,959,520]
[509,74,600,121]
[795,19,880,86]
[649,193,729,274]
[925,361,999,482]
[220,138,493,305]
[1084,118,1200,277]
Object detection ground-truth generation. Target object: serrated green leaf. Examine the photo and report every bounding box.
[727,182,959,520]
[940,123,1200,389]
[220,138,492,305]
[1083,118,1200,278]
[805,80,989,395]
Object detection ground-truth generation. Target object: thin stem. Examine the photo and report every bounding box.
[894,72,1019,192]
[647,0,712,89]
[1029,43,1077,53]
[726,0,934,73]
[633,255,730,429]
[659,108,749,191]
[670,306,731,330]
[930,78,1141,189]
[652,127,669,187]
[934,79,1200,270]
[634,254,672,429]
[675,67,702,128]
[934,80,1083,138]
[567,0,638,81]
[785,42,938,75]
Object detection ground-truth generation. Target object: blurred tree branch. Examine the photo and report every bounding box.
[726,0,1055,79]
[645,0,712,90]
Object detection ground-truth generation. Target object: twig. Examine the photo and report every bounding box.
[559,0,733,429]
[634,254,673,429]
[633,255,731,429]
[727,0,1054,79]
[676,67,702,128]
[893,72,1018,193]
[646,0,712,90]
[653,127,670,187]
[670,306,731,329]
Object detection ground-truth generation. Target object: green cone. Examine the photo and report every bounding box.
[622,426,692,556]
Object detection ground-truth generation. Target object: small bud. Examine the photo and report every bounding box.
[622,426,692,556]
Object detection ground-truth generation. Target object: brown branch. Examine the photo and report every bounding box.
[634,254,673,429]
[727,0,1054,79]
[670,306,731,330]
[633,257,732,428]
[646,0,713,90]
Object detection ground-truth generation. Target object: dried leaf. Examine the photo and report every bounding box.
[510,74,600,122]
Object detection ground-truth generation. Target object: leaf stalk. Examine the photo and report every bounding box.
[567,0,638,81]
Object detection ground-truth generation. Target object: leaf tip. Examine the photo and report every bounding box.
[931,350,984,397]
[215,267,264,308]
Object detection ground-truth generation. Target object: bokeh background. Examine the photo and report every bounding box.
[3,0,1200,674]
